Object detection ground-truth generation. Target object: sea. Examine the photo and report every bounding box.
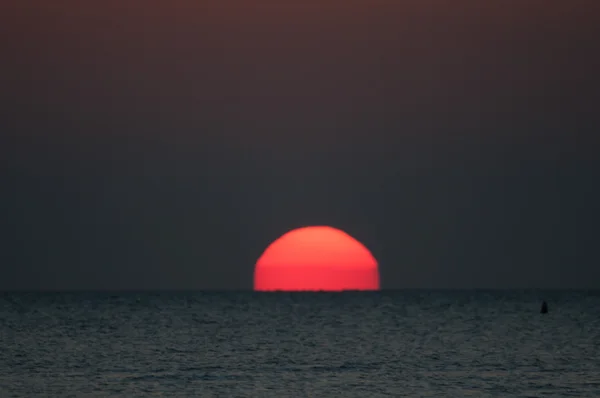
[1,290,599,397]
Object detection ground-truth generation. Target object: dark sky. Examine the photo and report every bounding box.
[1,1,599,290]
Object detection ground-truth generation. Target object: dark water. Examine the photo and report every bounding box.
[1,290,600,397]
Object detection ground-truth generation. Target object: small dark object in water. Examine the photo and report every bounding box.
[540,301,548,314]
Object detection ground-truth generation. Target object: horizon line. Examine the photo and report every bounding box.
[2,287,599,294]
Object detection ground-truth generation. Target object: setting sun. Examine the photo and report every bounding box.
[254,226,379,291]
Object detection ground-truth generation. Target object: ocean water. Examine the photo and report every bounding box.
[1,290,599,397]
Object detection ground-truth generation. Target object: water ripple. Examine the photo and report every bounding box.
[1,290,599,396]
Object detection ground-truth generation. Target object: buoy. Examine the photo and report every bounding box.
[540,300,548,314]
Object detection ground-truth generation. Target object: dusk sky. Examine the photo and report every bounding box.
[2,1,599,290]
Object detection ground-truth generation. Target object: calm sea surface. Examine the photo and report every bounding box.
[1,290,599,397]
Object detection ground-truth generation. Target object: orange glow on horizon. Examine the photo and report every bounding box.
[254,226,379,291]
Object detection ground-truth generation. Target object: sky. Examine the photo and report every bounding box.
[1,1,599,290]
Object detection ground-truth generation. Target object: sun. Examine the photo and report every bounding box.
[254,226,379,291]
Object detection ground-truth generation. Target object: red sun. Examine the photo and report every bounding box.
[254,226,379,291]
